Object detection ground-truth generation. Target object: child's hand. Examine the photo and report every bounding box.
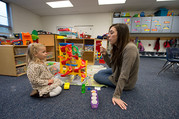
[48,79,54,85]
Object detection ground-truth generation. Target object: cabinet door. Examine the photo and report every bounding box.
[131,17,141,33]
[151,17,172,33]
[122,18,132,32]
[141,17,152,33]
[113,18,132,32]
[162,17,172,33]
[171,16,179,33]
[113,18,123,24]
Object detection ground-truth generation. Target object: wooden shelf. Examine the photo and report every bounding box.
[47,57,55,60]
[16,63,26,67]
[17,72,27,77]
[55,38,95,64]
[15,54,27,57]
[38,34,57,62]
[0,45,27,76]
[84,51,94,53]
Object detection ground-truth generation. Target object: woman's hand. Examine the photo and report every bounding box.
[100,46,107,55]
[112,97,128,110]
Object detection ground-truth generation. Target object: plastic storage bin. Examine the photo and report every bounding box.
[154,8,168,16]
[14,48,27,55]
[46,52,54,59]
[85,45,94,51]
[74,43,83,53]
[16,66,26,74]
[15,57,26,65]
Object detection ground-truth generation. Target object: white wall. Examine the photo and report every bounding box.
[10,4,179,52]
[41,13,113,38]
[10,3,42,33]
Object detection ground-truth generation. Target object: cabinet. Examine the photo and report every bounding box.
[55,38,95,65]
[113,16,179,33]
[171,16,179,33]
[113,17,132,32]
[0,45,27,76]
[38,34,56,61]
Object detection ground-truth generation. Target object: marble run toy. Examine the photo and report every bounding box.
[91,90,99,109]
[58,43,87,82]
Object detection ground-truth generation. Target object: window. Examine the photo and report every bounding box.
[0,1,12,36]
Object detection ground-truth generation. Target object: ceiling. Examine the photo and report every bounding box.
[4,0,179,16]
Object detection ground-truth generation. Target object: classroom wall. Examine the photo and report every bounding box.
[10,3,42,33]
[9,3,179,52]
[41,13,113,38]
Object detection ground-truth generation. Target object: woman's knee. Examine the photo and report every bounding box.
[93,73,98,81]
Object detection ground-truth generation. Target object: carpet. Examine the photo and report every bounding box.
[47,61,107,87]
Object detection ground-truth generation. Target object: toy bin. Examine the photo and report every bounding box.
[16,65,26,74]
[99,59,105,64]
[74,43,84,53]
[15,57,26,65]
[14,48,27,55]
[46,52,54,59]
[154,8,168,16]
[85,45,94,51]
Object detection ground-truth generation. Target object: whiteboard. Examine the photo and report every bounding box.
[74,25,93,36]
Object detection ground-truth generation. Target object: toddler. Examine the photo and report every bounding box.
[26,43,63,97]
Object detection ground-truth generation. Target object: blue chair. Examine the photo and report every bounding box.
[158,47,179,75]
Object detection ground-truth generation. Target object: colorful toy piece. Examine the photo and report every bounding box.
[91,90,99,109]
[21,32,33,45]
[58,43,88,82]
[64,83,70,89]
[81,84,85,93]
[12,39,23,45]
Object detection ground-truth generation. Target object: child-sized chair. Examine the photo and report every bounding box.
[21,32,33,45]
[158,47,179,75]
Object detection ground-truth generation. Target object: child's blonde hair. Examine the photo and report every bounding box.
[26,43,45,65]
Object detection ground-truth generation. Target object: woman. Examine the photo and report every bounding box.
[94,23,139,110]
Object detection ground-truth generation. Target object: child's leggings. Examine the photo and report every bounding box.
[49,86,62,97]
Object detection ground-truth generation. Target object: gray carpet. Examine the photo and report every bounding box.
[0,58,178,119]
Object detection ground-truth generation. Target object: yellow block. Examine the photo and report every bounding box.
[64,83,70,89]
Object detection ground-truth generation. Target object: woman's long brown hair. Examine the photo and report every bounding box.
[110,23,130,66]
